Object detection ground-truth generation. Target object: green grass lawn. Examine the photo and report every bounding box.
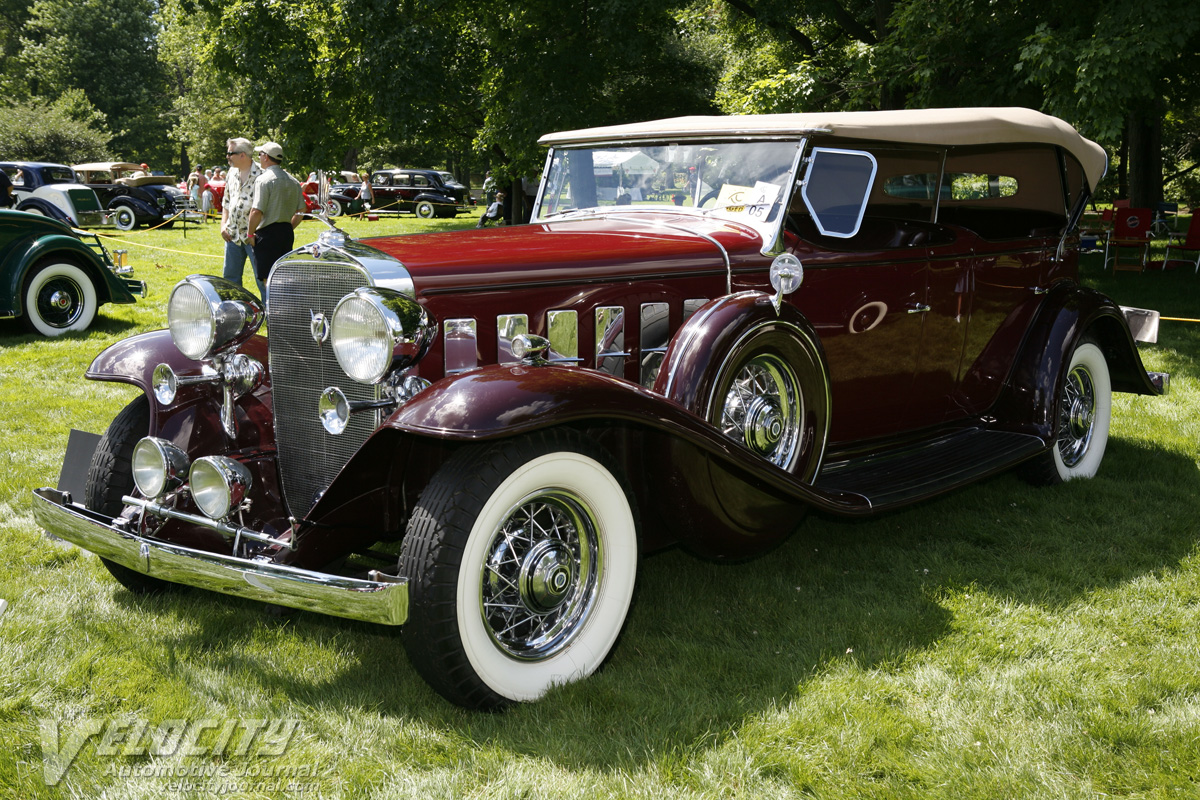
[1,218,1198,799]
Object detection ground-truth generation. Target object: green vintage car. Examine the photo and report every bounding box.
[0,209,145,336]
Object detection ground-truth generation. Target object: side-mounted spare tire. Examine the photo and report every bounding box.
[655,292,830,483]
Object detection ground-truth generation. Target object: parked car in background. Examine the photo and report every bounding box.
[364,168,472,217]
[325,181,366,217]
[436,171,476,206]
[0,209,144,336]
[0,162,108,228]
[35,108,1168,710]
[73,162,200,231]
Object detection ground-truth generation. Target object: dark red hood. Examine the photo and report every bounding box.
[360,212,766,298]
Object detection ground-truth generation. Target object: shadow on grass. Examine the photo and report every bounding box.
[99,438,1199,771]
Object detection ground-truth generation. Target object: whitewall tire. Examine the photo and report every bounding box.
[399,432,638,709]
[22,260,98,336]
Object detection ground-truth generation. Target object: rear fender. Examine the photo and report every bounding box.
[992,284,1160,438]
[108,196,157,218]
[16,198,71,224]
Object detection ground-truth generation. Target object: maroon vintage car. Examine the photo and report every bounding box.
[34,108,1167,710]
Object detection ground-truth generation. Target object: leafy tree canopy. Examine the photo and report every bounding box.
[0,91,113,163]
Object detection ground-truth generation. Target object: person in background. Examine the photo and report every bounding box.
[247,141,305,306]
[201,169,215,220]
[186,167,203,212]
[477,190,505,228]
[482,170,496,204]
[220,137,264,299]
[359,172,374,212]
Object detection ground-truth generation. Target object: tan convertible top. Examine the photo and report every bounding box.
[539,107,1107,189]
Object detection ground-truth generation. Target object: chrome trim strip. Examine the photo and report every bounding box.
[31,488,408,626]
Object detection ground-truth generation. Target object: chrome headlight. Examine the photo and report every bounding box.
[330,287,436,384]
[167,276,264,361]
[131,437,190,499]
[189,456,252,520]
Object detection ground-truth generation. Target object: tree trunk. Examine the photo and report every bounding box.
[1126,111,1162,210]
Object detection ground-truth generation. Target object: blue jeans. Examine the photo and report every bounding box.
[223,239,264,301]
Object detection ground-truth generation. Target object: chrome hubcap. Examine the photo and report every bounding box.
[49,290,72,310]
[719,354,803,469]
[1058,363,1095,467]
[520,540,575,612]
[481,490,600,660]
[744,396,784,453]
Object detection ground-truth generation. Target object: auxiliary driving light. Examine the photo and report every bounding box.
[131,437,190,499]
[189,456,252,520]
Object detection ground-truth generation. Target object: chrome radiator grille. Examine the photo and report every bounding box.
[268,258,378,517]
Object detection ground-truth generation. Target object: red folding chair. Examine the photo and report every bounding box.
[1104,207,1152,271]
[1163,214,1200,273]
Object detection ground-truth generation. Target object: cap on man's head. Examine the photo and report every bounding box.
[256,142,284,161]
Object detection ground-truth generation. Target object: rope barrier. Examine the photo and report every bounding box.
[1160,317,1200,323]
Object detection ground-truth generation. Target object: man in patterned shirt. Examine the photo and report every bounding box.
[220,137,264,299]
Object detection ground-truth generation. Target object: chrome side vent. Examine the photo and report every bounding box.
[444,318,478,374]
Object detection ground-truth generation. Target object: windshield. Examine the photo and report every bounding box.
[535,140,802,241]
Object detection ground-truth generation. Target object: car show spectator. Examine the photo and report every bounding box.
[247,141,305,305]
[220,137,264,299]
[359,172,374,210]
[477,190,505,227]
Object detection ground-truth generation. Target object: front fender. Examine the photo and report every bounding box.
[369,363,864,515]
[86,329,274,448]
[992,283,1161,439]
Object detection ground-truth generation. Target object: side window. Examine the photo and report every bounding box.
[801,147,877,238]
[395,174,411,187]
[413,175,430,188]
[373,174,388,187]
[944,173,1018,200]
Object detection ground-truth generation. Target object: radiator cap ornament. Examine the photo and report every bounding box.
[310,310,329,343]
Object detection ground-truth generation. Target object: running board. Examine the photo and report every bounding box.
[814,429,1046,511]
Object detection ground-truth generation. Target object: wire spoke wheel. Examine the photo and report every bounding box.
[481,490,599,660]
[399,431,638,709]
[1057,362,1097,468]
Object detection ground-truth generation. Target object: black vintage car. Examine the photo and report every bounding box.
[73,162,200,231]
[361,168,472,218]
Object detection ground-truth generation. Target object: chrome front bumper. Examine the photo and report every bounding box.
[31,488,408,625]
